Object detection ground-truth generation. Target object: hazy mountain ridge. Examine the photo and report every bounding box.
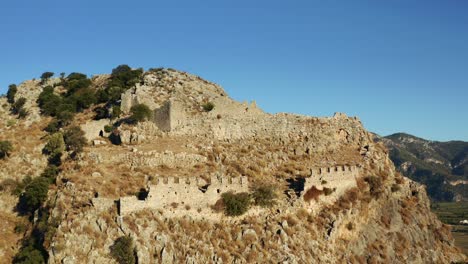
[378,132,468,201]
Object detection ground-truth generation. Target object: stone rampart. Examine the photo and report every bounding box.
[152,99,187,132]
[120,175,249,216]
[301,165,360,205]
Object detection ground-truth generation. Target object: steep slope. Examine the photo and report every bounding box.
[0,68,466,263]
[379,133,468,201]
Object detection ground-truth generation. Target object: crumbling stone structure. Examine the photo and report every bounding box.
[152,99,186,132]
[119,175,249,216]
[301,165,360,202]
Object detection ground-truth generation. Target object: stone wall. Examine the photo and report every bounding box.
[152,99,187,132]
[81,119,111,142]
[120,175,249,216]
[300,165,360,208]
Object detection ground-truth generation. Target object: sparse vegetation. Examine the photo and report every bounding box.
[43,133,65,156]
[364,176,384,198]
[202,102,215,112]
[110,236,136,264]
[97,64,143,103]
[252,185,277,207]
[7,84,17,104]
[18,177,50,214]
[0,140,13,159]
[129,103,152,123]
[104,125,113,133]
[112,105,122,119]
[40,72,54,84]
[221,192,251,216]
[13,242,46,264]
[12,97,27,116]
[44,120,60,133]
[40,165,60,184]
[63,126,87,154]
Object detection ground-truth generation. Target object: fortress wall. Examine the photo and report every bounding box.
[119,176,249,216]
[117,152,207,168]
[302,165,360,201]
[119,196,149,215]
[153,101,171,132]
[169,99,187,131]
[91,197,115,212]
[152,99,188,132]
[81,119,111,142]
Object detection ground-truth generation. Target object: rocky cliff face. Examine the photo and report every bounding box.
[0,68,466,263]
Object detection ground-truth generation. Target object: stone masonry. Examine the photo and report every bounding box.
[119,175,249,216]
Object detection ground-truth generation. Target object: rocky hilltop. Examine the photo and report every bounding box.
[0,67,466,263]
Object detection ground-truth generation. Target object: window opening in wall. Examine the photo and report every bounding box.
[217,189,221,194]
[137,188,149,200]
[99,130,104,137]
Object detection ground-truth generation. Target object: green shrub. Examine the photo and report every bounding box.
[112,105,121,119]
[38,87,62,116]
[64,72,91,94]
[63,126,87,153]
[40,72,54,84]
[110,236,136,264]
[12,176,32,196]
[98,65,143,104]
[110,65,143,89]
[44,120,60,133]
[12,97,27,115]
[221,192,251,216]
[18,108,29,119]
[14,221,28,234]
[47,152,62,167]
[13,243,46,264]
[73,88,96,110]
[202,102,215,112]
[56,111,74,126]
[18,177,50,214]
[104,125,113,133]
[40,165,60,184]
[7,84,17,104]
[0,140,13,159]
[43,133,64,156]
[129,104,152,123]
[94,106,109,120]
[252,185,277,207]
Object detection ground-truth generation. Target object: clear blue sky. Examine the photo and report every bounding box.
[1,0,467,141]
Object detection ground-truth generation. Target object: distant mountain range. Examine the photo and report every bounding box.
[377,133,468,202]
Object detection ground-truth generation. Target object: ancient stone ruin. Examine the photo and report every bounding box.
[119,175,249,216]
[117,165,360,216]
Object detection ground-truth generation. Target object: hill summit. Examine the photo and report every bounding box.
[0,66,466,263]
